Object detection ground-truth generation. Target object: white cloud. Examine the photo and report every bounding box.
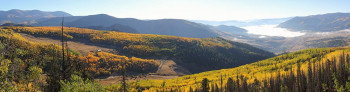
[243,25,305,37]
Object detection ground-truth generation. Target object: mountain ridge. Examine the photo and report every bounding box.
[0,9,72,24]
[278,12,350,32]
[33,14,223,38]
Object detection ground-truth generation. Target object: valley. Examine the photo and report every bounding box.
[1,4,350,91]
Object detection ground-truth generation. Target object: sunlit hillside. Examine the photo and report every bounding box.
[124,47,350,91]
[0,27,159,91]
[6,26,274,73]
[2,1,350,92]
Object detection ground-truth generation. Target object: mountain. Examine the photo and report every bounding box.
[192,17,291,27]
[66,14,118,27]
[120,19,218,38]
[34,14,223,38]
[0,9,246,38]
[7,26,275,73]
[0,9,72,24]
[34,15,139,34]
[34,16,83,26]
[278,13,350,32]
[212,25,248,35]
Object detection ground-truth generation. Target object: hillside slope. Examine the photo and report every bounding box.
[279,13,350,32]
[7,26,274,73]
[211,25,248,35]
[0,27,160,78]
[20,33,189,76]
[131,47,350,91]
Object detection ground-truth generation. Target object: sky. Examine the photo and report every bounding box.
[1,0,350,21]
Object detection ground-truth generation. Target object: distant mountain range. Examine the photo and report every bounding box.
[4,9,350,54]
[192,17,292,27]
[34,14,222,38]
[211,25,248,35]
[0,9,72,24]
[278,13,350,32]
[0,9,255,38]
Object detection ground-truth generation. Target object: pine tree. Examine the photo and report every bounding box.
[201,78,209,92]
[252,78,260,92]
[240,75,248,92]
[46,16,75,92]
[46,44,61,92]
[296,62,302,92]
[162,80,166,92]
[220,75,223,92]
[121,57,128,92]
[189,86,193,92]
[275,72,281,92]
[288,67,295,92]
[307,61,313,92]
[235,76,240,92]
[214,83,219,92]
[211,83,215,92]
[226,78,234,92]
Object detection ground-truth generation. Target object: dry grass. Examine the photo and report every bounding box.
[20,33,115,56]
[96,75,178,86]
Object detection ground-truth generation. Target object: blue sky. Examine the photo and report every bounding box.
[1,0,350,21]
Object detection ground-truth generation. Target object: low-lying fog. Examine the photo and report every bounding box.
[243,25,305,37]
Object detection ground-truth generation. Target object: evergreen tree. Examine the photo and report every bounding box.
[220,75,223,92]
[211,83,215,92]
[235,76,240,92]
[214,84,219,92]
[226,78,234,92]
[121,57,128,92]
[240,75,248,92]
[189,86,193,92]
[307,61,313,92]
[201,78,209,92]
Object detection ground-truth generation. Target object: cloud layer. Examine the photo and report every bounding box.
[243,25,305,37]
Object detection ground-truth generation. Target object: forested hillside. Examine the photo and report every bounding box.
[0,27,158,91]
[121,47,350,91]
[7,26,274,73]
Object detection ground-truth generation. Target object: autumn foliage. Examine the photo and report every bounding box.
[7,26,274,73]
[79,52,159,77]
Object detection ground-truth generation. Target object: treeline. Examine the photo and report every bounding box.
[190,52,350,92]
[8,26,274,73]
